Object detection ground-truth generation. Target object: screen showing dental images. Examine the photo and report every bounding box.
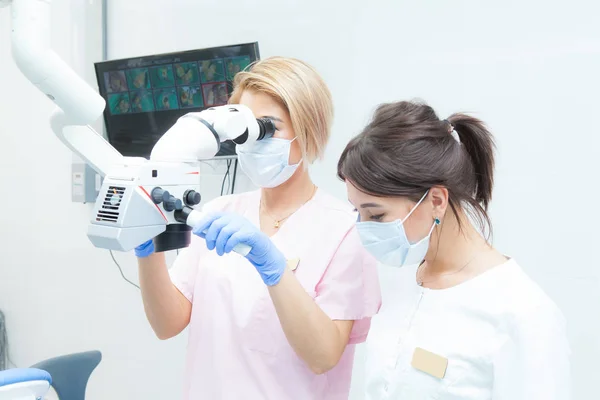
[95,42,260,158]
[225,56,251,81]
[202,82,228,107]
[130,90,155,113]
[200,59,226,83]
[108,93,131,115]
[127,68,151,90]
[150,65,176,88]
[154,88,179,111]
[178,86,204,108]
[174,62,200,86]
[102,57,245,115]
[104,71,128,93]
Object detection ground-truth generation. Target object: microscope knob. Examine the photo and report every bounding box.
[151,187,165,204]
[163,195,183,212]
[184,190,201,206]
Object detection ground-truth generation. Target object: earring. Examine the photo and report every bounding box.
[434,217,441,225]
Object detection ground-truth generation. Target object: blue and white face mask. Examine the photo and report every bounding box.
[356,191,439,267]
[237,137,302,189]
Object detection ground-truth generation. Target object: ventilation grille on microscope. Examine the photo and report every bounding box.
[96,186,125,223]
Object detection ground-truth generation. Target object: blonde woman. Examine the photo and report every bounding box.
[135,57,381,400]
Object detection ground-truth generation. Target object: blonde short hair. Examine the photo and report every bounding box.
[229,56,333,163]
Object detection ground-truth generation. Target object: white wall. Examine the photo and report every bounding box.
[0,0,598,399]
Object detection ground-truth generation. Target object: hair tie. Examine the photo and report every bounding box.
[444,119,461,144]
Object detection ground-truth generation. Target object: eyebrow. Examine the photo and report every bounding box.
[262,115,284,123]
[360,202,383,208]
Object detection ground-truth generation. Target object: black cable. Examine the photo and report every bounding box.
[227,159,232,193]
[109,250,140,289]
[226,160,232,194]
[220,159,232,196]
[231,158,238,194]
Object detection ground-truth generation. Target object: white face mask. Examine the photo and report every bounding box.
[237,137,302,188]
[356,191,439,267]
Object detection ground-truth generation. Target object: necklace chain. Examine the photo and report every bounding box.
[260,185,317,229]
[416,253,481,287]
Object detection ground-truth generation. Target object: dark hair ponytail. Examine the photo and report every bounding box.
[447,114,495,211]
[338,100,497,238]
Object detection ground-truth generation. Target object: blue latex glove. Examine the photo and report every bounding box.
[193,211,287,286]
[135,240,155,258]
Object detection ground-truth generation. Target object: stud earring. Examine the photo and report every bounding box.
[434,217,441,225]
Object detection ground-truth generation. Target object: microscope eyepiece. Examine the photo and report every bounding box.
[256,118,276,141]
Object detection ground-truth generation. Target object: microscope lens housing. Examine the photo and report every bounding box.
[256,118,276,141]
[153,224,192,252]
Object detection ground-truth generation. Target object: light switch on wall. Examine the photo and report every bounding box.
[72,155,101,204]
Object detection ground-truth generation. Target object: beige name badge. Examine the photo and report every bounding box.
[287,258,300,271]
[411,347,448,379]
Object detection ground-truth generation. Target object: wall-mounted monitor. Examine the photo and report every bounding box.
[95,42,260,159]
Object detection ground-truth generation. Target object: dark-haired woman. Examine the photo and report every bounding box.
[338,100,571,399]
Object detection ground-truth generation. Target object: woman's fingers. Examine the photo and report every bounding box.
[203,215,232,250]
[215,222,241,256]
[193,212,264,257]
[191,212,224,239]
[224,231,252,254]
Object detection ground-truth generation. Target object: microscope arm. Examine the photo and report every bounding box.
[10,0,122,177]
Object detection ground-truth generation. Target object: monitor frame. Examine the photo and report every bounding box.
[94,42,260,160]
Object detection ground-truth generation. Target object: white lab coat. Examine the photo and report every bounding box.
[365,258,571,399]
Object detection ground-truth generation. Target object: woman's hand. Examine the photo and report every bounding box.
[135,239,155,258]
[193,212,287,286]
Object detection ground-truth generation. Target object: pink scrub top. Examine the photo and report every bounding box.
[169,188,381,400]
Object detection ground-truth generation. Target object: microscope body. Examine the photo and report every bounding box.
[89,105,274,253]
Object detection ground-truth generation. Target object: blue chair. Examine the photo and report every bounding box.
[0,368,52,400]
[31,351,102,400]
[0,351,101,400]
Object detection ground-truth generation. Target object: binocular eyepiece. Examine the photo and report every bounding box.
[256,117,276,141]
[230,116,276,146]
